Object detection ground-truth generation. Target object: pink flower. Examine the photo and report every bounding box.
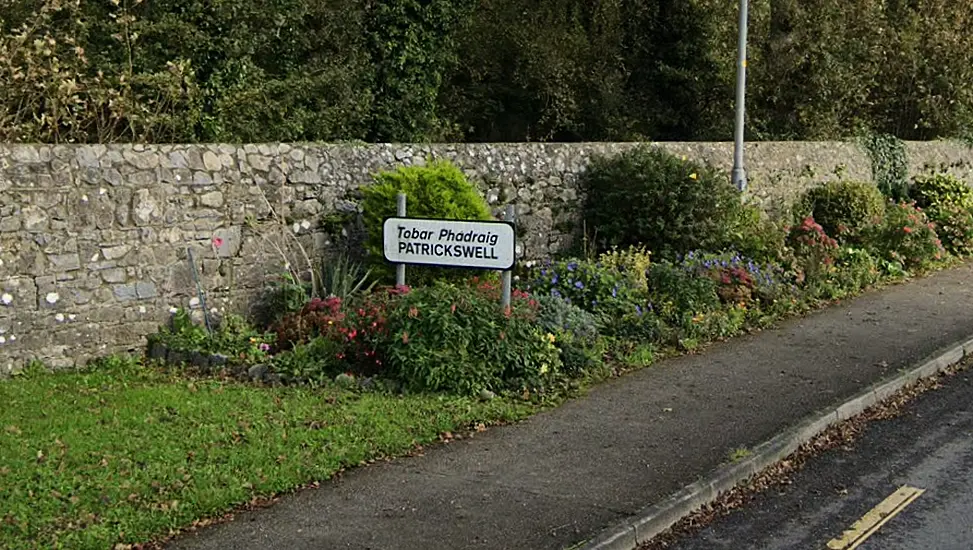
[258,343,271,352]
[212,237,224,248]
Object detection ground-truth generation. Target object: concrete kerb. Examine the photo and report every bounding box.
[581,335,973,550]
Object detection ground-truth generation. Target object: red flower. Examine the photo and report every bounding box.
[450,303,457,313]
[212,237,224,248]
[903,226,913,234]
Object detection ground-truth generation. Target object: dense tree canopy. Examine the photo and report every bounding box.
[1,0,971,143]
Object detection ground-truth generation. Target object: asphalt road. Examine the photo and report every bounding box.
[662,368,973,550]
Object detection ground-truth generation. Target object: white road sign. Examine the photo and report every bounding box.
[383,217,516,270]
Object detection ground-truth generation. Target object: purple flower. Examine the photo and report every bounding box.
[551,289,562,298]
[258,343,271,352]
[611,286,618,298]
[551,274,559,285]
[635,305,643,316]
[567,262,578,272]
[574,280,584,289]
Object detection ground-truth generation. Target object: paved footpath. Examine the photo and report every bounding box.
[168,264,973,550]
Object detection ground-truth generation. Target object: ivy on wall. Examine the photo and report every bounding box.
[861,133,909,202]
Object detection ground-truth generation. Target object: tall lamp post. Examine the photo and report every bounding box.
[731,0,749,192]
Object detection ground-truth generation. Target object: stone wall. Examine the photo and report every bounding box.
[1,141,971,371]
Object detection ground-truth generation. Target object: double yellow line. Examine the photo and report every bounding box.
[826,485,925,550]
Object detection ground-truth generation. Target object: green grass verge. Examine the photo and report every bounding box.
[0,359,535,549]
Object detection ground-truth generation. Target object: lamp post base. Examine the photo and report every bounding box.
[732,166,748,193]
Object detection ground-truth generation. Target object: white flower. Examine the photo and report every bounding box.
[169,306,179,314]
[55,313,65,322]
[1,293,12,305]
[45,292,59,305]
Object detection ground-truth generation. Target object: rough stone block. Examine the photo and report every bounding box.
[132,189,163,226]
[203,151,222,171]
[136,281,158,300]
[0,214,21,232]
[101,268,127,284]
[113,284,138,302]
[48,253,81,272]
[101,245,131,261]
[200,191,225,208]
[22,206,49,232]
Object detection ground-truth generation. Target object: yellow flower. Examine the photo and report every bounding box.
[545,333,556,344]
[689,173,698,180]
[540,364,549,375]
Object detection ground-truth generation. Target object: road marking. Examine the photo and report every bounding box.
[826,485,925,550]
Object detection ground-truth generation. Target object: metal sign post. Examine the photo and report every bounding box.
[500,205,515,309]
[396,193,407,287]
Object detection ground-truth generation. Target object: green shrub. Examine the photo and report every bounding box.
[826,247,883,296]
[151,310,272,365]
[535,294,605,376]
[910,173,973,211]
[722,204,791,264]
[272,289,401,377]
[597,246,653,291]
[909,174,973,256]
[580,146,742,259]
[527,258,648,320]
[928,203,973,256]
[794,180,887,243]
[360,160,493,285]
[555,331,607,378]
[679,251,792,308]
[535,294,599,342]
[867,202,945,270]
[382,282,561,394]
[645,262,721,319]
[269,337,345,386]
[601,309,665,345]
[787,216,840,285]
